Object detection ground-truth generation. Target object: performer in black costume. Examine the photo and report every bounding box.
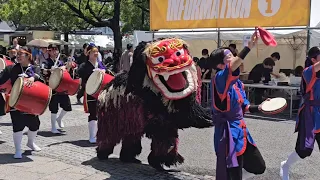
[0,46,17,135]
[77,43,106,143]
[0,47,43,159]
[42,45,71,134]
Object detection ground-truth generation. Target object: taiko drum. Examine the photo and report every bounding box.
[49,68,81,95]
[0,57,14,93]
[85,70,114,99]
[9,77,52,115]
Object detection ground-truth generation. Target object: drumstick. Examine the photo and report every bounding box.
[54,53,61,68]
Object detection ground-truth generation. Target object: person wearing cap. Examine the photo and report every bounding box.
[42,44,72,134]
[208,33,267,179]
[119,44,133,72]
[77,43,106,143]
[280,46,320,180]
[0,46,44,159]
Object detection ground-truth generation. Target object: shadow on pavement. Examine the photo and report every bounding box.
[37,130,67,137]
[0,140,5,144]
[247,167,305,180]
[46,140,96,148]
[245,113,295,122]
[0,153,33,164]
[82,157,183,180]
[0,122,12,126]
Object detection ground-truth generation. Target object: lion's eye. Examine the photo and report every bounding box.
[175,49,184,56]
[151,56,165,64]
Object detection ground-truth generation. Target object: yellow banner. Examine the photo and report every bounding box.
[150,0,311,30]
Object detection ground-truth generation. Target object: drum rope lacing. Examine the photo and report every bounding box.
[18,64,34,78]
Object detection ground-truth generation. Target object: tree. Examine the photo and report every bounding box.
[121,0,150,33]
[0,0,88,30]
[60,0,122,54]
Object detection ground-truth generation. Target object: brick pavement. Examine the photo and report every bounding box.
[0,96,215,180]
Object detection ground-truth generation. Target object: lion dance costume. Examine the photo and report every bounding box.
[96,38,212,170]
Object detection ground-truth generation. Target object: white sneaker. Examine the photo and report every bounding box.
[280,161,289,180]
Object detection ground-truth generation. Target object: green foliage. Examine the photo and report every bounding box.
[0,0,151,34]
[0,0,113,32]
[121,0,150,33]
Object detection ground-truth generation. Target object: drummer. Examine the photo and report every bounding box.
[280,46,320,180]
[208,33,268,179]
[0,46,43,159]
[77,43,106,143]
[42,44,71,134]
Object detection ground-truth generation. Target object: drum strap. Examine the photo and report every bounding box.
[298,94,320,151]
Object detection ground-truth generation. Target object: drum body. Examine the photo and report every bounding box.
[0,57,14,70]
[49,68,81,95]
[86,71,114,99]
[0,58,14,93]
[0,79,12,94]
[9,77,52,115]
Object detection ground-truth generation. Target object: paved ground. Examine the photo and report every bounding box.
[0,96,319,179]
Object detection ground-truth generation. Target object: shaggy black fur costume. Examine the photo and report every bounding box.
[96,40,212,170]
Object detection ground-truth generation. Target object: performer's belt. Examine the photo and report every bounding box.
[212,106,244,180]
[297,95,320,151]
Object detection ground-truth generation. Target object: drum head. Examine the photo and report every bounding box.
[9,77,24,107]
[0,58,5,70]
[86,71,103,95]
[261,97,287,114]
[49,68,63,90]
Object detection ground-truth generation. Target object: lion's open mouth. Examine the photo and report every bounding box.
[159,71,188,92]
[149,67,195,100]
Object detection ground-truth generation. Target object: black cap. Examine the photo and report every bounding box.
[48,44,58,49]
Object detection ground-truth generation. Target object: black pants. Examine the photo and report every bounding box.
[253,88,266,104]
[227,142,266,180]
[10,110,40,132]
[77,86,85,100]
[87,94,97,122]
[295,131,320,159]
[0,94,6,116]
[49,93,72,114]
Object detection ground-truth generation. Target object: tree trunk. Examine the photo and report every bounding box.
[111,0,122,73]
[63,32,69,55]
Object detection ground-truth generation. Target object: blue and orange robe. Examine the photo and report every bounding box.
[295,65,320,151]
[211,63,256,179]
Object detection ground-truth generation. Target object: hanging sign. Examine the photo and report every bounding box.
[150,0,311,30]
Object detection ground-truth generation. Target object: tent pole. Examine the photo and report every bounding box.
[217,28,221,47]
[306,0,312,53]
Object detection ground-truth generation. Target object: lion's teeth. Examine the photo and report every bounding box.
[151,70,157,79]
[163,74,170,81]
